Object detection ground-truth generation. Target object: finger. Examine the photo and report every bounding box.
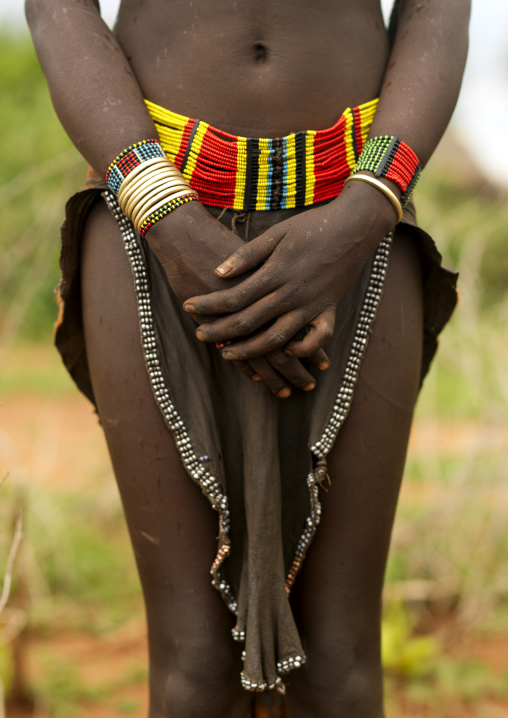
[232,360,261,382]
[248,356,291,398]
[283,307,336,358]
[215,228,285,278]
[221,310,308,361]
[195,291,284,343]
[305,348,331,372]
[266,350,316,391]
[184,271,280,317]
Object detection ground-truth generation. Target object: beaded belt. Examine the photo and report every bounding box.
[145,97,379,212]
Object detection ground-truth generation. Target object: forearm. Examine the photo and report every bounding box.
[370,0,471,167]
[25,0,156,176]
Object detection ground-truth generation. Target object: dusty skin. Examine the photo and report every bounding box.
[26,1,470,716]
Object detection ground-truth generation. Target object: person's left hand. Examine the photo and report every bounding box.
[183,182,398,361]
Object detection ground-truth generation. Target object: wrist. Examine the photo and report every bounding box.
[333,179,400,236]
[144,199,208,255]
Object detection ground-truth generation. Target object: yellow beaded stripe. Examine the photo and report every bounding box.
[284,133,297,209]
[234,136,247,211]
[344,108,357,172]
[344,100,379,172]
[182,120,209,182]
[147,102,187,163]
[255,138,271,211]
[305,131,317,206]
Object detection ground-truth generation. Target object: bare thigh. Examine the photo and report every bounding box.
[80,198,250,718]
[287,226,424,718]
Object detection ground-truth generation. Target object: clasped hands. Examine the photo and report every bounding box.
[146,189,393,398]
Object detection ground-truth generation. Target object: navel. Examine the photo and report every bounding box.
[253,43,268,62]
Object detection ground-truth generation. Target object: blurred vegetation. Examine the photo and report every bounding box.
[0,27,507,718]
[0,29,85,348]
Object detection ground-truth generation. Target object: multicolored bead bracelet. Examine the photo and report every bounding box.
[145,97,380,212]
[106,139,198,235]
[352,135,421,207]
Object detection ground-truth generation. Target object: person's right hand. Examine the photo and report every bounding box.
[144,201,329,397]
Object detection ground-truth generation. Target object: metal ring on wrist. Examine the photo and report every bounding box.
[130,181,191,224]
[344,174,403,224]
[123,174,176,216]
[117,157,172,196]
[117,159,186,209]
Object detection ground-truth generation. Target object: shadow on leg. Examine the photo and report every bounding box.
[287,226,424,718]
[80,199,251,718]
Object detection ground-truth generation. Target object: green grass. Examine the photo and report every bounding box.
[0,30,85,345]
[0,483,142,635]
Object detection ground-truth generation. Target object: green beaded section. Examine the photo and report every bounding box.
[353,135,395,176]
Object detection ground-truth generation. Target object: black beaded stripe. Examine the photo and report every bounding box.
[351,112,359,162]
[243,139,253,212]
[247,138,260,211]
[270,137,284,211]
[403,165,421,205]
[295,132,306,208]
[179,119,201,174]
[374,136,399,177]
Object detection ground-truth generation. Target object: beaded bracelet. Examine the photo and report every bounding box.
[352,135,421,207]
[138,193,198,237]
[106,139,166,195]
[106,139,199,235]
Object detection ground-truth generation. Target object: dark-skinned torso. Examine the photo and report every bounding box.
[114,0,390,137]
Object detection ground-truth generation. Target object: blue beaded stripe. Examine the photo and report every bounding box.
[107,167,127,196]
[107,142,166,195]
[264,139,274,210]
[281,137,288,210]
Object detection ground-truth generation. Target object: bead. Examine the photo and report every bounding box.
[144,97,380,211]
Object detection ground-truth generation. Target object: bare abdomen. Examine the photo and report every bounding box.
[114,0,390,137]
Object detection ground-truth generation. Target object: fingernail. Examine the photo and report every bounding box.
[196,329,205,340]
[252,374,261,381]
[303,383,316,392]
[318,362,330,371]
[278,388,291,398]
[222,351,233,359]
[216,263,232,276]
[184,303,195,312]
[283,349,294,357]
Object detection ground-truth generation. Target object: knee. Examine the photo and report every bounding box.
[151,638,248,718]
[287,637,383,718]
